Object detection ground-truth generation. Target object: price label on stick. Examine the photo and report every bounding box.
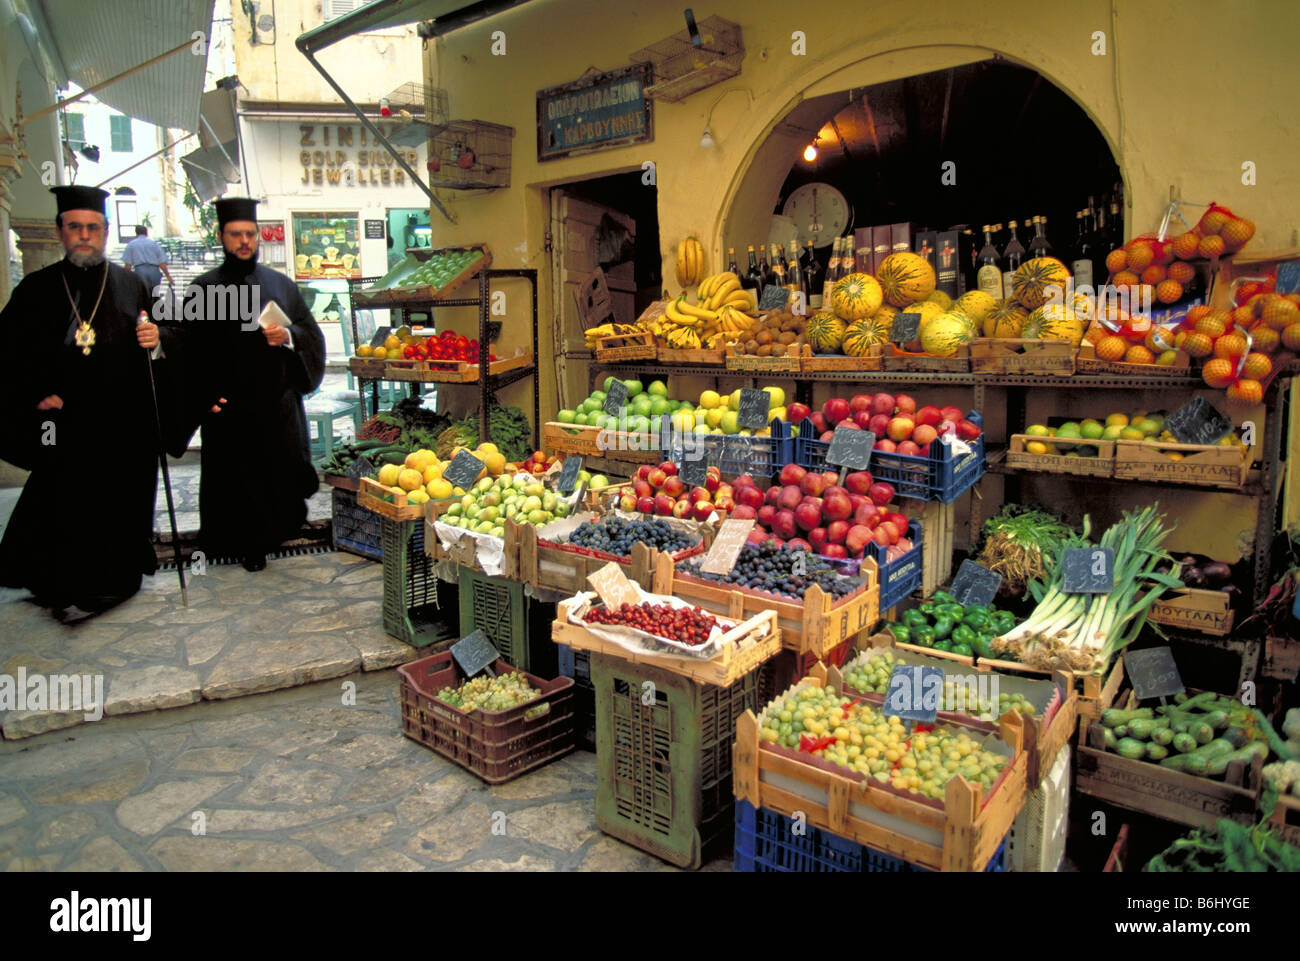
[948,560,1002,607]
[444,450,486,491]
[347,455,376,481]
[884,665,944,727]
[700,518,754,575]
[890,311,922,346]
[737,388,771,431]
[556,455,583,494]
[587,562,640,611]
[451,630,499,678]
[603,379,629,417]
[1062,547,1115,593]
[1164,396,1234,446]
[1124,646,1185,701]
[826,426,875,470]
[679,455,708,489]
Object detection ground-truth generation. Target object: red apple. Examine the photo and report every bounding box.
[794,501,823,532]
[915,405,943,428]
[693,501,715,522]
[868,482,895,506]
[808,527,828,551]
[940,405,964,424]
[846,525,873,555]
[737,485,765,509]
[704,473,721,493]
[800,473,826,497]
[894,393,917,415]
[823,397,851,427]
[633,478,653,499]
[822,490,853,523]
[619,493,638,512]
[957,418,982,441]
[780,463,807,486]
[875,438,897,453]
[824,484,847,500]
[857,506,881,529]
[637,464,654,481]
[848,493,869,514]
[853,410,873,430]
[691,486,712,503]
[879,520,901,542]
[887,415,916,442]
[659,461,678,477]
[716,483,734,500]
[636,496,655,514]
[672,498,694,519]
[714,494,735,513]
[912,424,938,448]
[778,485,804,511]
[887,512,909,533]
[732,504,758,521]
[827,520,849,544]
[747,528,770,545]
[707,465,722,480]
[822,470,840,488]
[662,476,685,498]
[772,510,798,539]
[787,538,812,553]
[734,473,756,490]
[917,443,932,457]
[820,431,836,442]
[757,504,777,527]
[850,394,873,415]
[871,392,896,416]
[873,527,892,548]
[823,544,848,560]
[845,471,873,495]
[765,485,783,507]
[653,493,674,516]
[648,467,668,489]
[897,440,920,457]
[787,402,811,425]
[810,411,828,433]
[868,413,892,437]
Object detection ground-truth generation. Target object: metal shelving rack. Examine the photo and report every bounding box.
[346,268,540,452]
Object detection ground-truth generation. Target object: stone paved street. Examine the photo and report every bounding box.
[0,670,732,872]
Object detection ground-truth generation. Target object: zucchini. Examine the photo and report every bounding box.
[1102,707,1154,728]
[1128,718,1167,740]
[1146,743,1169,761]
[1193,722,1215,745]
[1114,724,1130,739]
[1102,727,1119,750]
[1200,710,1230,731]
[1152,727,1175,746]
[378,451,408,465]
[1116,738,1147,760]
[1173,732,1198,754]
[1205,741,1268,777]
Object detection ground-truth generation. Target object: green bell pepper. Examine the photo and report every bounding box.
[935,603,965,621]
[887,623,912,645]
[951,624,977,647]
[931,616,954,641]
[992,610,1017,634]
[919,601,936,617]
[931,591,956,606]
[912,625,936,647]
[933,639,953,653]
[971,632,996,659]
[902,609,928,629]
[951,643,973,658]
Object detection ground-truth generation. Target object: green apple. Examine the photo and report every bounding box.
[542,493,557,512]
[729,389,742,411]
[577,469,592,484]
[588,474,609,489]
[762,385,786,409]
[623,379,644,397]
[647,379,668,397]
[554,501,570,519]
[604,376,616,391]
[557,409,576,423]
[528,509,550,525]
[721,410,740,434]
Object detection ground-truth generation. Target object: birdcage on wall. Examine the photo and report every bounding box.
[381,83,449,146]
[426,120,514,190]
[630,16,744,103]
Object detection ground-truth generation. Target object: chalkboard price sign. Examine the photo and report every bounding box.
[826,427,875,470]
[444,450,486,491]
[556,455,583,494]
[700,519,755,575]
[679,454,708,489]
[451,630,499,678]
[721,435,755,474]
[891,311,923,346]
[1164,396,1233,446]
[1275,261,1300,296]
[603,380,629,417]
[1062,547,1115,594]
[948,560,1002,607]
[737,388,771,431]
[1124,646,1185,701]
[347,455,376,481]
[367,326,393,349]
[758,285,791,312]
[884,665,945,726]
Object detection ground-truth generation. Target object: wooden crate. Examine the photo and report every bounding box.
[357,477,427,522]
[970,338,1076,376]
[542,422,662,464]
[553,598,780,688]
[348,356,387,378]
[594,330,657,363]
[657,346,727,365]
[975,653,1124,730]
[906,499,955,598]
[424,502,521,579]
[1268,794,1300,848]
[515,519,708,593]
[1146,587,1234,637]
[1103,824,1131,872]
[1076,345,1192,377]
[323,474,360,492]
[727,347,802,373]
[653,553,880,659]
[797,343,883,372]
[351,245,492,307]
[1113,438,1250,489]
[1005,435,1116,478]
[1263,635,1300,682]
[732,664,1029,871]
[884,345,970,373]
[386,347,532,383]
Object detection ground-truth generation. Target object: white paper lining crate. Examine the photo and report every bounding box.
[630,17,744,103]
[1007,746,1071,872]
[427,120,513,190]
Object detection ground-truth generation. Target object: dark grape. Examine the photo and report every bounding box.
[567,516,697,557]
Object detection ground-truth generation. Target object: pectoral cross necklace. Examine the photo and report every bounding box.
[62,263,109,356]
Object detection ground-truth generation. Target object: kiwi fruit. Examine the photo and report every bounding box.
[778,331,797,345]
[744,338,759,354]
[756,344,773,356]
[769,343,786,357]
[755,328,773,345]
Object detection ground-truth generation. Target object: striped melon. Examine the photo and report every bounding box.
[984,299,1029,338]
[805,312,846,353]
[920,312,975,357]
[870,304,898,341]
[842,319,885,357]
[875,252,936,307]
[830,273,883,321]
[1012,257,1071,310]
[953,290,997,327]
[912,301,947,330]
[926,289,953,311]
[1024,303,1087,346]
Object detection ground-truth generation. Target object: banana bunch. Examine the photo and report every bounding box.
[584,322,642,346]
[661,295,715,349]
[675,237,705,288]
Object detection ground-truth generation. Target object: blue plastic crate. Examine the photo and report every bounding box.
[791,413,985,503]
[657,418,794,483]
[866,519,924,612]
[733,799,1007,872]
[332,487,383,561]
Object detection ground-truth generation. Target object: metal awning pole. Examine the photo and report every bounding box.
[94,133,196,189]
[17,37,197,127]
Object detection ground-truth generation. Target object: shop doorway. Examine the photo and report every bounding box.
[549,170,661,409]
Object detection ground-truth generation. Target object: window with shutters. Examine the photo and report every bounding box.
[109,115,133,152]
[324,0,363,21]
[63,113,86,150]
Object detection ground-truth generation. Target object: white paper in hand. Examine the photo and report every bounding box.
[258,300,291,329]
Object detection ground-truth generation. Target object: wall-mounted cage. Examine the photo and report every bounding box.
[630,16,744,103]
[427,120,514,190]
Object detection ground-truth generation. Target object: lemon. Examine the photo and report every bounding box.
[478,442,499,456]
[356,344,373,357]
[372,346,387,360]
[1119,426,1146,441]
[377,464,402,487]
[1165,452,1185,461]
[406,489,430,505]
[422,464,443,483]
[397,468,424,492]
[482,451,506,475]
[1026,440,1049,455]
[1102,424,1125,440]
[384,335,401,351]
[426,478,452,499]
[1156,350,1179,366]
[1105,413,1129,428]
[699,390,721,409]
[1026,424,1050,437]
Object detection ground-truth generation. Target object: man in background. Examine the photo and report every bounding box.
[122,225,173,295]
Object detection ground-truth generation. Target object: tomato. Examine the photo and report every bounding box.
[403,345,416,359]
[454,335,469,351]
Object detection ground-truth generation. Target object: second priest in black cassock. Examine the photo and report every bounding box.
[183,198,325,571]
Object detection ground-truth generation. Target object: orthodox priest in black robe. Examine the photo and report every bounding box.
[182,198,325,570]
[0,186,181,614]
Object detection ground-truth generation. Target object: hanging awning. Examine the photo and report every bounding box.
[32,0,216,132]
[297,0,534,54]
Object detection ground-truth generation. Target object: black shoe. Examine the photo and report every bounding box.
[242,554,267,572]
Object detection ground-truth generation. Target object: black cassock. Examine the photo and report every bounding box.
[180,257,325,558]
[0,258,181,606]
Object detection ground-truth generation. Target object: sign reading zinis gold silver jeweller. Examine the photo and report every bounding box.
[296,124,421,187]
[536,64,653,162]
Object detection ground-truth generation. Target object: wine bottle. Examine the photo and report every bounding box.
[744,245,763,295]
[726,247,739,278]
[1028,216,1053,259]
[804,240,824,310]
[1002,220,1025,299]
[769,243,786,290]
[977,225,1004,299]
[1072,211,1094,290]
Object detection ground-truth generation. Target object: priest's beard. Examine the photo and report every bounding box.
[67,248,106,268]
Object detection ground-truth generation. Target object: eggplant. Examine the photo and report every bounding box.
[1201,561,1232,584]
[1182,568,1207,589]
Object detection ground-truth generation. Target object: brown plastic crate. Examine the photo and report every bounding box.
[397,651,576,784]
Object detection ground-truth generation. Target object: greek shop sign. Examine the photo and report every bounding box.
[537,64,653,161]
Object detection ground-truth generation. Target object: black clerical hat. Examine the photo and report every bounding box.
[51,185,108,216]
[215,197,259,227]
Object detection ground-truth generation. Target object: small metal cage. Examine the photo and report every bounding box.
[427,120,514,190]
[630,16,744,103]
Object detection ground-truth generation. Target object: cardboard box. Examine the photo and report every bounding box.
[853,228,872,274]
[935,230,961,298]
[914,230,937,272]
[890,223,912,254]
[872,225,892,275]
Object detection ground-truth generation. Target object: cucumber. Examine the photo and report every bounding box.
[1146,742,1169,761]
[351,439,388,451]
[378,451,408,466]
[1116,738,1146,760]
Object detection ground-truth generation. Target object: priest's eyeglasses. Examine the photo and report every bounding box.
[64,221,105,235]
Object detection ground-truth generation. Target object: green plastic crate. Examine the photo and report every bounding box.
[382,518,456,648]
[591,652,760,869]
[457,567,558,677]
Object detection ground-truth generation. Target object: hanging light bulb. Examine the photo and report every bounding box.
[700,127,715,149]
[803,141,818,162]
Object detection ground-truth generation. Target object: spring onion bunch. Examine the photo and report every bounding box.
[991,505,1183,673]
